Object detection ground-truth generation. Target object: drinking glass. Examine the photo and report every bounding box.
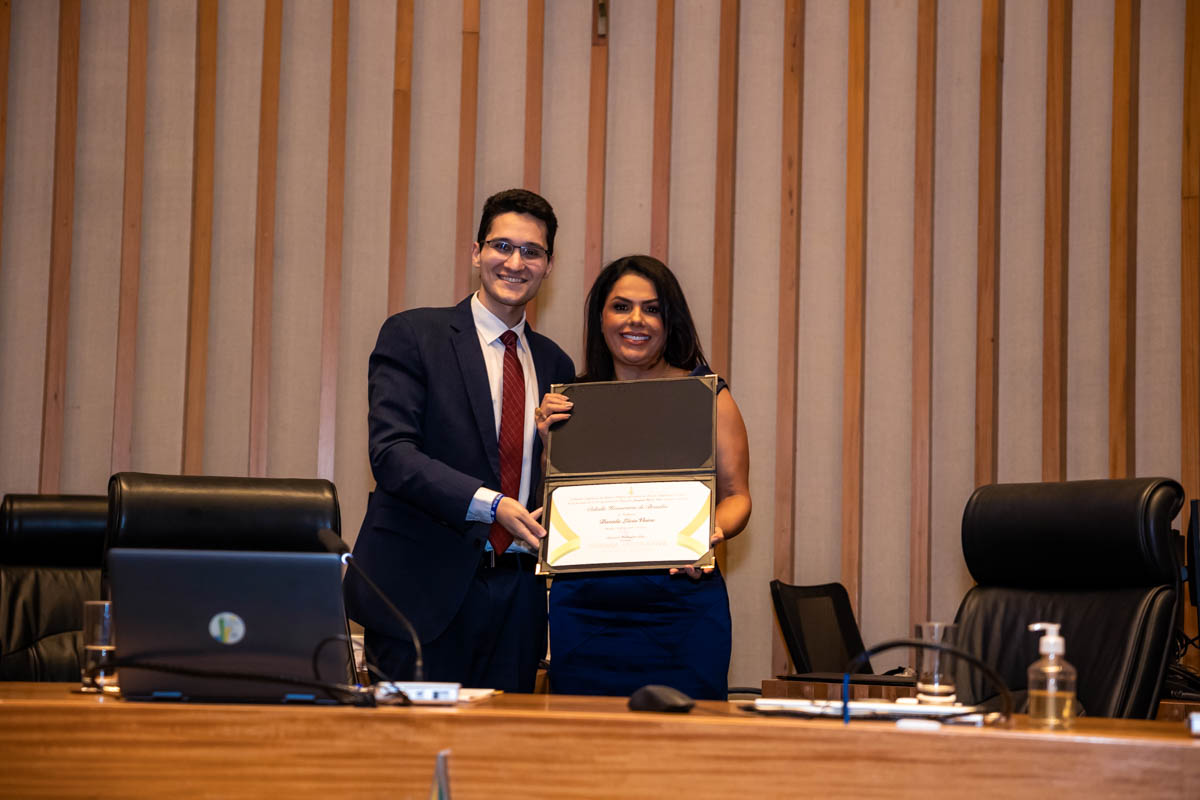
[914,621,956,704]
[80,600,118,693]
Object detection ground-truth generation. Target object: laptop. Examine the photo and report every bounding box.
[108,548,355,703]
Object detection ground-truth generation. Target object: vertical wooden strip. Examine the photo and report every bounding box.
[248,0,283,478]
[910,0,936,629]
[387,0,414,315]
[1042,0,1071,482]
[524,0,544,192]
[773,0,804,677]
[710,0,739,379]
[841,0,868,615]
[181,0,219,476]
[1180,0,1199,670]
[584,0,609,288]
[317,0,349,482]
[0,0,10,282]
[523,0,545,327]
[649,0,674,263]
[453,0,481,300]
[709,0,738,576]
[38,0,81,493]
[974,0,1003,488]
[1108,0,1139,479]
[110,0,148,475]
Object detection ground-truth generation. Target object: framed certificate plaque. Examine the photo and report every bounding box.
[536,375,717,575]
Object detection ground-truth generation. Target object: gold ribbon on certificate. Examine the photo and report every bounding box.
[545,481,712,569]
[548,502,582,563]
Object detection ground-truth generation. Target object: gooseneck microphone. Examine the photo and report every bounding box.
[317,528,425,682]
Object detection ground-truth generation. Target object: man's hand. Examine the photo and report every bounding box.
[495,498,546,550]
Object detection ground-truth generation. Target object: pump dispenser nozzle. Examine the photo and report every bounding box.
[1028,622,1065,655]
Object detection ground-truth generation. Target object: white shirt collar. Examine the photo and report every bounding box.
[470,292,526,345]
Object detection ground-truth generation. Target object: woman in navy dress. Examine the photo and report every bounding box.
[536,255,752,700]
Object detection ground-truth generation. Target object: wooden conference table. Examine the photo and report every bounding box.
[0,682,1197,799]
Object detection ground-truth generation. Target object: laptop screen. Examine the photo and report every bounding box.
[108,548,354,703]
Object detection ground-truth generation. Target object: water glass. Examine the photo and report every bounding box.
[914,621,956,704]
[80,600,118,693]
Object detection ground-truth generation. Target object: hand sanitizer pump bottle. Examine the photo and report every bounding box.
[1026,622,1076,728]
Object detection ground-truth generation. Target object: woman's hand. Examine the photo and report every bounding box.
[534,392,574,448]
[669,526,725,579]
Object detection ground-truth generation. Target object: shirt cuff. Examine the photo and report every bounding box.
[467,487,502,522]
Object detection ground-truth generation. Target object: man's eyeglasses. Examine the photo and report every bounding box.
[485,239,549,264]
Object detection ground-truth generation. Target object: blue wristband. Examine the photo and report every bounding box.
[490,494,504,522]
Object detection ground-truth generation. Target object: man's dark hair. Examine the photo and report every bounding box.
[476,189,558,256]
[579,254,707,382]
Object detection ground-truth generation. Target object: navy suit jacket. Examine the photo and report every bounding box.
[344,296,575,644]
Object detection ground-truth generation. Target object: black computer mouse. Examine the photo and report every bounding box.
[628,684,695,713]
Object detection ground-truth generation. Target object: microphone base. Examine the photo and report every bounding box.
[374,681,461,705]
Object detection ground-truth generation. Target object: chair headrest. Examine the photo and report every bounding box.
[1,494,108,566]
[108,473,341,552]
[961,477,1184,590]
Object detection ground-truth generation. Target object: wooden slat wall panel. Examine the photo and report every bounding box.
[1042,0,1071,482]
[974,0,1002,488]
[181,0,218,476]
[316,0,348,483]
[909,0,935,629]
[0,0,1192,691]
[1181,0,1200,668]
[841,0,867,614]
[1108,0,1139,479]
[773,0,804,676]
[523,0,544,327]
[524,0,544,193]
[1062,5,1112,482]
[0,0,10,283]
[59,0,129,493]
[584,0,608,288]
[38,0,81,493]
[650,0,674,263]
[710,0,738,379]
[710,0,738,579]
[111,0,148,475]
[248,0,282,477]
[387,0,413,315]
[453,0,480,300]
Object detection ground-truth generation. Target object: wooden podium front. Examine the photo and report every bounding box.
[0,683,1197,798]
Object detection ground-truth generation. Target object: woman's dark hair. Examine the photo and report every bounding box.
[579,255,707,382]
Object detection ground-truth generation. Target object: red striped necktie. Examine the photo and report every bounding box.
[489,330,524,554]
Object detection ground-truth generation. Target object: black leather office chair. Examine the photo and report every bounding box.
[107,472,341,551]
[0,494,107,681]
[953,477,1184,719]
[105,473,352,687]
[770,580,873,674]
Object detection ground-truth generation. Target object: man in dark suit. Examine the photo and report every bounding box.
[344,189,575,692]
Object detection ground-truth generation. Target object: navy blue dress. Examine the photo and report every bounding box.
[547,372,733,700]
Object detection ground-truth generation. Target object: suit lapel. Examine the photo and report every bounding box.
[449,297,501,482]
[526,328,560,395]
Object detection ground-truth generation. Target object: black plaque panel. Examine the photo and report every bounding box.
[546,376,715,476]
